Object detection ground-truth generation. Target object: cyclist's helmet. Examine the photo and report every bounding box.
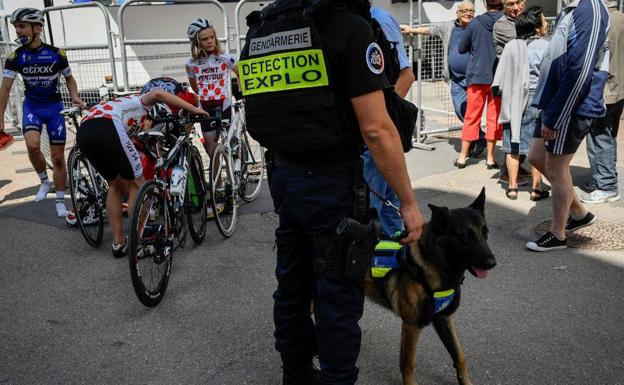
[11,8,45,26]
[187,18,211,41]
[141,77,196,114]
[141,77,184,96]
[148,103,172,121]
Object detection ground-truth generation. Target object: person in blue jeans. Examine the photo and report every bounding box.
[401,1,486,157]
[582,1,623,205]
[365,6,416,236]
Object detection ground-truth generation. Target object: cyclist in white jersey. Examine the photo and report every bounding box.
[185,18,239,157]
[76,90,207,257]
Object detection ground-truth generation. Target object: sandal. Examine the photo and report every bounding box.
[453,159,467,169]
[486,161,500,170]
[530,189,550,201]
[506,188,518,200]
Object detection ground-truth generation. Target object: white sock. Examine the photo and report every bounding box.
[56,191,65,200]
[34,181,51,202]
[37,171,49,184]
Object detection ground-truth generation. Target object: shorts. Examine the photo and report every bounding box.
[502,102,541,155]
[199,100,231,133]
[76,118,142,181]
[22,99,66,145]
[544,115,595,155]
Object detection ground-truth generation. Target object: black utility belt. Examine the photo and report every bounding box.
[274,156,355,178]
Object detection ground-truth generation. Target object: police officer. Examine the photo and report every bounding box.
[239,1,424,384]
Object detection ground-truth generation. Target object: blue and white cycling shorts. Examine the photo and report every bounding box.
[22,99,66,145]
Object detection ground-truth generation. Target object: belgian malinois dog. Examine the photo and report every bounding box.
[365,188,496,385]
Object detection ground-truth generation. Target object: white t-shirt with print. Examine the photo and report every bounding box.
[186,54,236,109]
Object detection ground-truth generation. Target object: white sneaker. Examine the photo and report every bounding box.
[34,182,51,202]
[580,189,620,204]
[56,203,70,218]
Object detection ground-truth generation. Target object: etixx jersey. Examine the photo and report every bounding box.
[3,43,72,104]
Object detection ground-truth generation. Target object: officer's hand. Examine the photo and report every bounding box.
[399,202,424,245]
[72,97,86,109]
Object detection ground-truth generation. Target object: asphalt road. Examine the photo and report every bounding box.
[1,136,623,385]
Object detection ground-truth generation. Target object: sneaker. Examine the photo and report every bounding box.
[65,209,78,227]
[0,132,15,151]
[34,182,51,202]
[580,189,620,204]
[525,231,567,252]
[566,212,596,232]
[112,238,128,258]
[207,203,224,220]
[56,202,70,218]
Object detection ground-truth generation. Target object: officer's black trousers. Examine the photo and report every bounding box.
[270,163,365,385]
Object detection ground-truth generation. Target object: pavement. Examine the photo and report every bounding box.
[0,122,623,385]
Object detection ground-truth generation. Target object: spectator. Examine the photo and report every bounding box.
[493,0,526,57]
[493,0,531,184]
[455,0,504,169]
[365,6,416,237]
[401,1,486,157]
[493,7,549,200]
[526,0,609,252]
[582,0,623,204]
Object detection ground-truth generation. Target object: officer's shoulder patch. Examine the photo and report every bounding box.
[366,42,384,75]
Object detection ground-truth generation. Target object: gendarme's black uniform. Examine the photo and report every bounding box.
[240,3,387,384]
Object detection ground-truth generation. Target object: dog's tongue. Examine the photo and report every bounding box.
[472,267,488,279]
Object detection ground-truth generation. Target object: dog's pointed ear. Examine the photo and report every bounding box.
[428,204,450,222]
[469,187,486,215]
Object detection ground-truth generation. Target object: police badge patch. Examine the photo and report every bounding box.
[366,42,384,75]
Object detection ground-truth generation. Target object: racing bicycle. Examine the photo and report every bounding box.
[209,100,265,237]
[128,113,210,307]
[62,106,109,248]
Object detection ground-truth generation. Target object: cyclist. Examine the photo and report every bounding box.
[0,8,85,217]
[76,89,207,258]
[185,18,239,156]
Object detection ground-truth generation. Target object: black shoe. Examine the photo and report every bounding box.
[453,159,467,169]
[283,363,320,385]
[566,212,596,232]
[112,238,128,258]
[525,231,567,252]
[486,161,500,170]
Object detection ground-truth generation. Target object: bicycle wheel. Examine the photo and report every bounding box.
[68,148,105,247]
[185,147,208,245]
[239,132,265,202]
[209,143,238,238]
[128,180,172,307]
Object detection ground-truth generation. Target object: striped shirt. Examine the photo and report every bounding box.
[533,0,610,141]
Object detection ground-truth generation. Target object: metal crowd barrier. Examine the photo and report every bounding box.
[118,0,230,92]
[41,1,119,107]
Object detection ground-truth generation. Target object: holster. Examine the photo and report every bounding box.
[311,158,378,284]
[311,233,349,281]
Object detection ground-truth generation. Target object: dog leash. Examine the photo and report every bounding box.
[366,182,402,217]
